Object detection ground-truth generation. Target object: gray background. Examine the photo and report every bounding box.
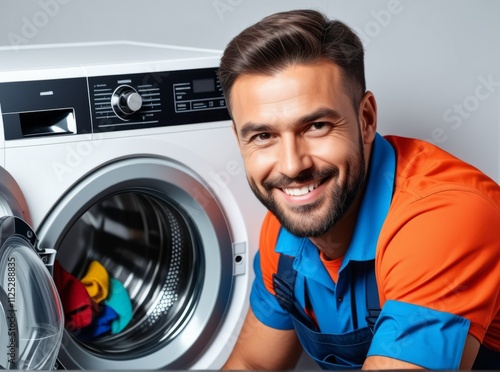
[1,0,499,181]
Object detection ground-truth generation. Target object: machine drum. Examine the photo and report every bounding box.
[55,191,202,357]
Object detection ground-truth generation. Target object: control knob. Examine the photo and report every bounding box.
[111,85,143,120]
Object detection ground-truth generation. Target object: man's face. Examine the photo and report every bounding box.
[230,61,369,237]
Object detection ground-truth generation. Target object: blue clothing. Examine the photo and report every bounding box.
[273,251,379,369]
[104,277,133,334]
[76,304,118,340]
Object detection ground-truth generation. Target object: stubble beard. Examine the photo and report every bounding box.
[249,141,366,238]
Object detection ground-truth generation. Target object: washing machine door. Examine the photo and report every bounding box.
[36,156,242,369]
[0,167,32,224]
[0,216,64,370]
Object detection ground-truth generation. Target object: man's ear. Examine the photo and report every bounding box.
[358,91,377,145]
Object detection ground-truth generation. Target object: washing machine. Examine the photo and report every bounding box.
[0,41,266,369]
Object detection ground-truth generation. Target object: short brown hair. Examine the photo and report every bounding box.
[218,9,366,114]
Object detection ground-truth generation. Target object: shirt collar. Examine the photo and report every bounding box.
[275,133,396,274]
[341,132,395,265]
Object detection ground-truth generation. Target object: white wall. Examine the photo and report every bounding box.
[1,0,498,181]
[327,0,500,182]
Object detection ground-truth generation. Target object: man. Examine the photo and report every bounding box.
[218,9,500,370]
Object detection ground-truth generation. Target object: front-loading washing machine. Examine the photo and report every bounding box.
[0,41,266,369]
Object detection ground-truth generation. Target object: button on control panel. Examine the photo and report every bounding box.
[111,85,143,120]
[88,68,229,133]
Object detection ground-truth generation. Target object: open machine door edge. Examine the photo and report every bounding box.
[0,167,64,370]
[0,166,32,225]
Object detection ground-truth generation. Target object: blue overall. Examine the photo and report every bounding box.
[273,249,380,370]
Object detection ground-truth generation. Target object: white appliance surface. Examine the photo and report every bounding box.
[0,41,267,369]
[0,41,220,70]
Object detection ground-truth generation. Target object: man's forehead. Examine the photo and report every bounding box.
[230,62,346,120]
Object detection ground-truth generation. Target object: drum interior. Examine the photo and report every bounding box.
[56,191,202,356]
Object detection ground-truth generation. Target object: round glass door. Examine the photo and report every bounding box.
[0,216,64,370]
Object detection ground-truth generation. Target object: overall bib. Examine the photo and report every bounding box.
[273,253,380,370]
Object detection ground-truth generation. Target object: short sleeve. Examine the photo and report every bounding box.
[368,300,470,369]
[374,189,500,366]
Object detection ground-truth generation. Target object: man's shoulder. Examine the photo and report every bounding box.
[384,135,499,204]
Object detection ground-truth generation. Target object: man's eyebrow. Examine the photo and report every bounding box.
[297,107,343,125]
[237,107,343,139]
[238,122,273,140]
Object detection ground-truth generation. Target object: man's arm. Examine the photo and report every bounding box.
[222,308,303,370]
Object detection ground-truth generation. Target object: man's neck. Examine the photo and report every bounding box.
[309,191,364,260]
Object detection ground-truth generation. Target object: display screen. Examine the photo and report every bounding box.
[192,78,215,94]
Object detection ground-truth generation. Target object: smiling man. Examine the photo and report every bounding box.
[218,9,500,370]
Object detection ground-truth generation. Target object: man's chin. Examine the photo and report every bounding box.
[273,208,332,238]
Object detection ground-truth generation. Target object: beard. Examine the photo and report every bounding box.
[248,136,366,238]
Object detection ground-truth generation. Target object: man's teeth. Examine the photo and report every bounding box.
[282,182,319,196]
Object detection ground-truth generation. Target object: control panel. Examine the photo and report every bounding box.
[0,68,230,140]
[88,67,230,133]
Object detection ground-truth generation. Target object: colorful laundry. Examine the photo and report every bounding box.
[76,304,119,340]
[81,260,110,303]
[104,277,133,334]
[54,258,133,338]
[53,261,93,330]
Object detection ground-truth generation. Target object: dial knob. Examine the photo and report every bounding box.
[111,85,143,120]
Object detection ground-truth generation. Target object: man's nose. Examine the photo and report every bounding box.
[276,135,313,178]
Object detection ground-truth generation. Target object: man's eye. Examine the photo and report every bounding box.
[310,122,327,130]
[253,133,271,142]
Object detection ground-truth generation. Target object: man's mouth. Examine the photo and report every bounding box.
[282,181,320,196]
